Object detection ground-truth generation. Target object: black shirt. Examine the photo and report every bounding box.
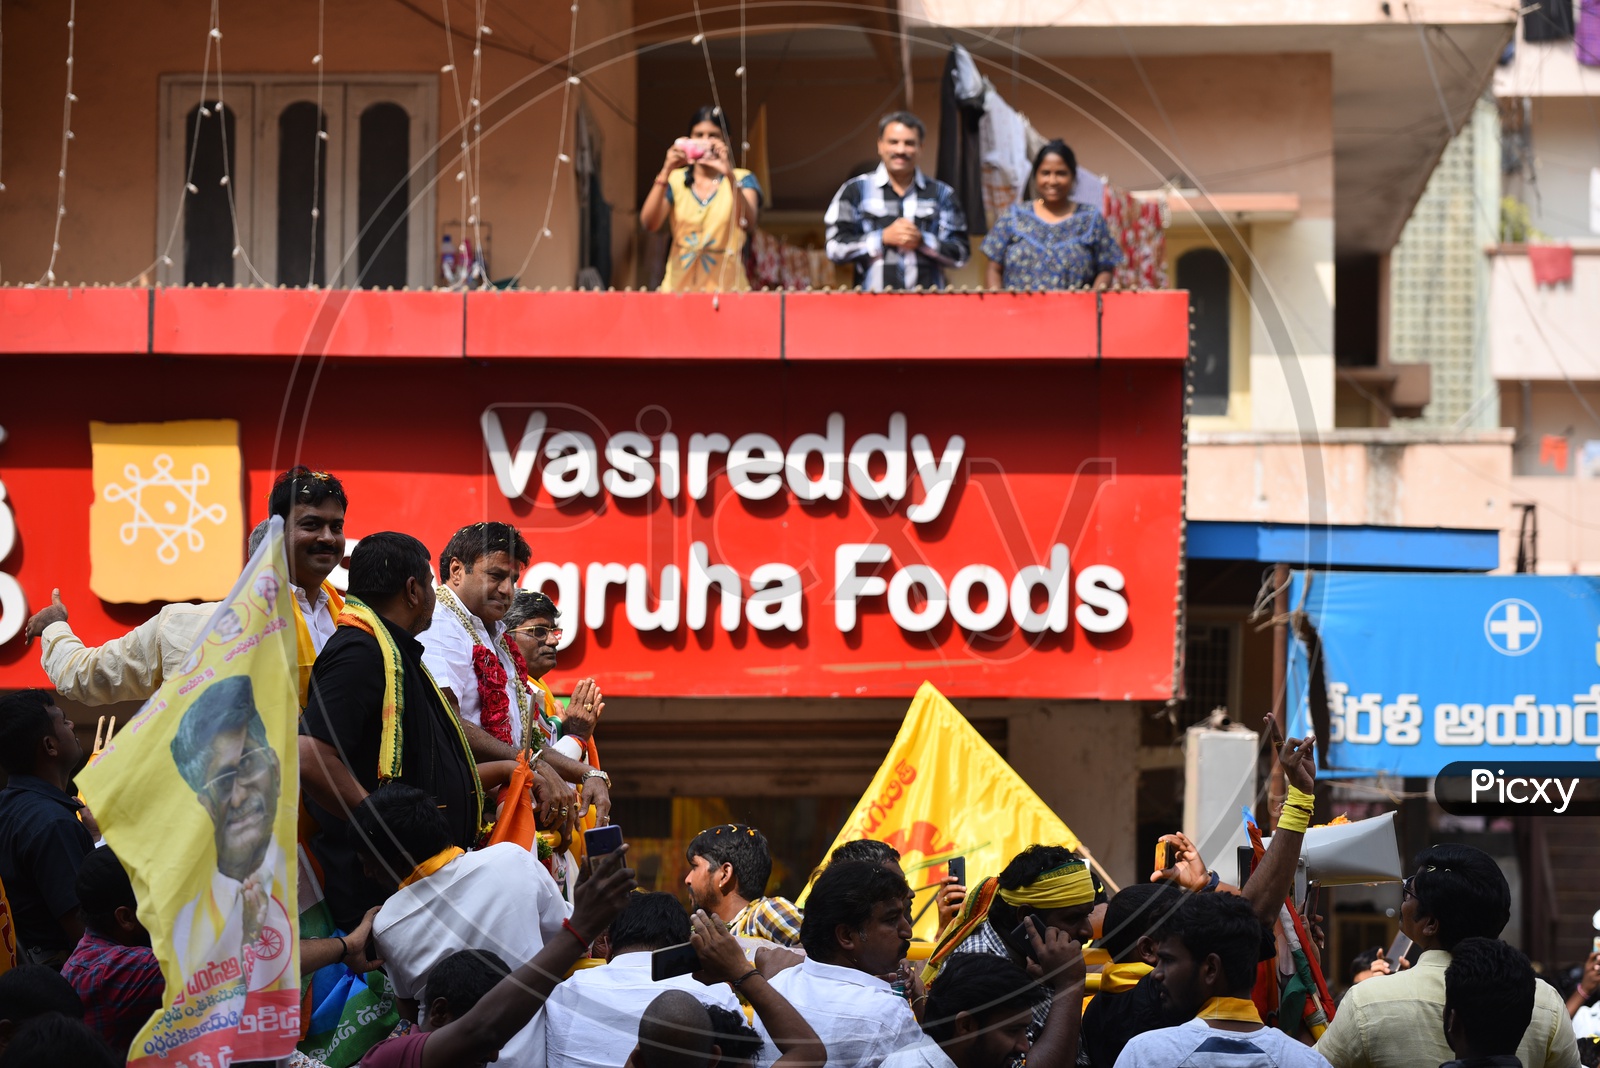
[0,775,95,955]
[300,615,480,928]
[1081,972,1167,1068]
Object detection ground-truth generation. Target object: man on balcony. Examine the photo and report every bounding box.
[825,112,969,292]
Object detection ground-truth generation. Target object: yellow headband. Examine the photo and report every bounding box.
[997,861,1095,909]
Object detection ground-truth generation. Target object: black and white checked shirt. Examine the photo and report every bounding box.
[824,164,970,291]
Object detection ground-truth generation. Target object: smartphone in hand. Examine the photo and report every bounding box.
[1011,916,1043,961]
[584,824,624,870]
[947,856,966,885]
[652,941,701,981]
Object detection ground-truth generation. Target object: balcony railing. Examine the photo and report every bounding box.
[0,287,1188,362]
[1488,244,1600,382]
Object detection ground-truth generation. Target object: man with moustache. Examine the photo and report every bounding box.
[753,860,925,1068]
[168,676,293,990]
[825,111,969,292]
[421,523,608,830]
[28,466,349,708]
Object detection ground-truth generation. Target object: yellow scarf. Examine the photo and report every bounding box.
[996,860,1096,909]
[399,846,465,890]
[1195,997,1263,1024]
[1099,962,1154,994]
[293,581,345,707]
[334,599,485,836]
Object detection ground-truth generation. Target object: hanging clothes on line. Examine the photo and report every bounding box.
[979,86,1031,230]
[937,44,988,235]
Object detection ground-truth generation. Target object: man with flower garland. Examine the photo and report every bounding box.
[420,523,611,832]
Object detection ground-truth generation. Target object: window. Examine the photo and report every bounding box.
[158,75,436,288]
[1177,248,1232,416]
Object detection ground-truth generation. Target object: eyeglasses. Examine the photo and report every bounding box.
[200,746,274,805]
[513,625,562,644]
[1402,875,1421,904]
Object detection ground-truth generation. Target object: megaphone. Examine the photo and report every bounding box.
[1255,811,1403,887]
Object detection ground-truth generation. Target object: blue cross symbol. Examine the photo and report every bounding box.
[1484,598,1542,656]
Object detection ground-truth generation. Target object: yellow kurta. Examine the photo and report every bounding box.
[662,166,755,293]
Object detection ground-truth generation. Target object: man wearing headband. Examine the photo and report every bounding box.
[925,845,1098,1057]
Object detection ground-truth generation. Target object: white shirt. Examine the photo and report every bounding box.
[756,958,924,1068]
[293,583,337,653]
[533,951,743,1068]
[882,1036,959,1068]
[1117,1019,1333,1068]
[374,843,569,1066]
[419,589,527,748]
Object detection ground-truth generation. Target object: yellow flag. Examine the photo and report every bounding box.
[79,517,301,1067]
[805,682,1081,942]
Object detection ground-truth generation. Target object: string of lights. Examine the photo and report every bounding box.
[36,0,76,285]
[308,0,328,286]
[509,0,581,284]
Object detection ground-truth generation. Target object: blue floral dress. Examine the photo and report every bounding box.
[982,202,1124,290]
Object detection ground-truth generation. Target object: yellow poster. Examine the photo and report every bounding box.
[89,419,242,603]
[79,518,301,1067]
[805,682,1082,942]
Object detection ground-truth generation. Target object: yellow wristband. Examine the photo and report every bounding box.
[1285,785,1315,811]
[1277,801,1312,835]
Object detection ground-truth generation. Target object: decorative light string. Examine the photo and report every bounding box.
[439,0,472,287]
[469,0,489,278]
[37,0,76,284]
[509,0,580,284]
[308,0,327,286]
[206,0,269,286]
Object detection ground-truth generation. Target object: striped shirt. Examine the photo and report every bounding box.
[824,164,969,291]
[730,895,805,947]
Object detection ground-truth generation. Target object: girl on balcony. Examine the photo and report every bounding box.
[641,106,763,292]
[983,140,1122,292]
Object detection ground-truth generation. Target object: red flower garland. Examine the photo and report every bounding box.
[471,638,534,749]
[471,645,514,747]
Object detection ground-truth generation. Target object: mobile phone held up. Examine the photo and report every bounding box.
[584,824,624,871]
[947,856,966,886]
[652,941,701,981]
[1154,840,1179,874]
[1011,916,1044,960]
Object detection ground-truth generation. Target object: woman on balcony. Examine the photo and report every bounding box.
[640,105,763,292]
[983,140,1122,292]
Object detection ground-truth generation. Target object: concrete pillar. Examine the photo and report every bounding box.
[1249,218,1335,433]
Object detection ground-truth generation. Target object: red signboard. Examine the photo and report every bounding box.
[0,296,1183,700]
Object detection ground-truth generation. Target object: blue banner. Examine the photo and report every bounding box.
[1285,571,1600,777]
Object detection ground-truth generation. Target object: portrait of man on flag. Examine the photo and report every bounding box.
[169,676,292,986]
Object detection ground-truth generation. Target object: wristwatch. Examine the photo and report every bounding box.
[582,768,611,788]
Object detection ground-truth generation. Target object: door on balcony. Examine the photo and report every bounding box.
[158,76,435,288]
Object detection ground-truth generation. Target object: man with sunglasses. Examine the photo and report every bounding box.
[168,676,292,992]
[503,590,604,766]
[1315,843,1578,1068]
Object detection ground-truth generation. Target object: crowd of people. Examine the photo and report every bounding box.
[0,465,1585,1068]
[646,107,1122,294]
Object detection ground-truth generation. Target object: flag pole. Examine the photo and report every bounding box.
[1075,844,1121,895]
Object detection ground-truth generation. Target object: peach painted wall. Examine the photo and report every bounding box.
[0,0,637,288]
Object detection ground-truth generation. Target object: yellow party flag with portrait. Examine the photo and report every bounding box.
[802,682,1082,943]
[78,517,302,1068]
